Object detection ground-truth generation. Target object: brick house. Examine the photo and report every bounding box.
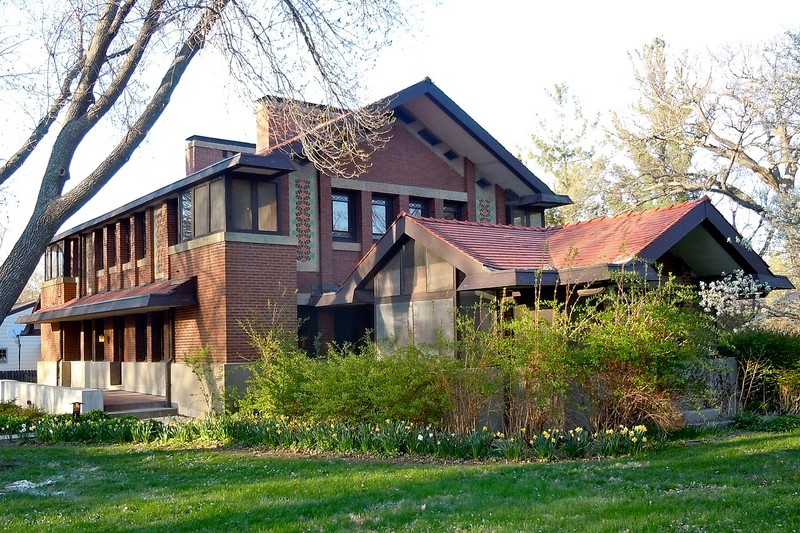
[21,78,571,416]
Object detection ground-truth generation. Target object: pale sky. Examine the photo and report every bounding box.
[1,0,799,260]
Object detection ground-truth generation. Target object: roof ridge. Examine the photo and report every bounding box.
[555,196,709,230]
[413,215,551,232]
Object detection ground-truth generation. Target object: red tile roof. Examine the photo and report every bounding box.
[411,197,709,271]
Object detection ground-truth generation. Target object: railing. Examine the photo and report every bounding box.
[0,370,37,383]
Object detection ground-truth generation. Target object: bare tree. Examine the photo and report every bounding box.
[612,34,800,275]
[0,0,407,320]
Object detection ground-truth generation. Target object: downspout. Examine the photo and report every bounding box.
[57,322,64,386]
[165,309,175,408]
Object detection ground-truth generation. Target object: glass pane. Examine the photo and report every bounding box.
[257,181,278,231]
[443,202,463,221]
[427,249,454,292]
[209,179,225,232]
[231,179,253,230]
[408,199,427,217]
[332,194,352,236]
[372,197,390,238]
[193,184,209,236]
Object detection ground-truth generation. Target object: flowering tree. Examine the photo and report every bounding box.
[699,270,771,330]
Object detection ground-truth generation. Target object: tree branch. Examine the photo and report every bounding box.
[0,58,83,187]
[57,0,230,219]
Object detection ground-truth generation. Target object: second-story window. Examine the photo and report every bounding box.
[332,191,356,241]
[230,178,278,232]
[510,208,543,228]
[408,198,429,218]
[120,219,131,264]
[44,243,65,281]
[372,195,393,240]
[443,201,464,221]
[179,179,226,241]
[135,212,147,260]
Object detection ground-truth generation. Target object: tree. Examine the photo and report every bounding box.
[525,83,612,224]
[613,33,800,274]
[0,0,407,320]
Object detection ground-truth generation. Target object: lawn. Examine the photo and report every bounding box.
[0,431,798,532]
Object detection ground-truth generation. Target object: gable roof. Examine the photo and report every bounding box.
[321,197,792,305]
[384,78,570,205]
[260,78,571,206]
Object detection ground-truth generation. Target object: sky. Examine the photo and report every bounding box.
[1,0,799,261]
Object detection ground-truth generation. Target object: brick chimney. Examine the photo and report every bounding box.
[184,136,256,175]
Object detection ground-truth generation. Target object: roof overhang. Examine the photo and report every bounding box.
[18,278,197,324]
[459,269,559,291]
[53,151,295,242]
[384,79,572,204]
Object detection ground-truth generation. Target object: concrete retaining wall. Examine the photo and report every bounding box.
[0,380,103,414]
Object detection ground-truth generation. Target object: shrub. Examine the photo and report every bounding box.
[720,328,800,413]
[574,274,715,431]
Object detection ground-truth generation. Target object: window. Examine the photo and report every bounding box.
[106,225,117,268]
[44,243,65,280]
[443,201,464,221]
[93,230,104,271]
[0,348,6,364]
[408,198,429,218]
[372,195,393,240]
[119,219,131,264]
[231,178,278,232]
[332,192,356,241]
[511,208,543,228]
[180,179,226,241]
[135,212,147,259]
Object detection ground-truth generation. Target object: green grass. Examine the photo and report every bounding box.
[0,431,798,531]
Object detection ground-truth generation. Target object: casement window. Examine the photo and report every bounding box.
[180,178,226,241]
[230,178,278,232]
[135,212,147,259]
[443,201,464,221]
[106,225,117,268]
[510,208,543,228]
[0,348,7,364]
[408,198,429,218]
[332,191,356,241]
[44,243,67,281]
[372,195,393,240]
[93,230,104,271]
[119,219,131,264]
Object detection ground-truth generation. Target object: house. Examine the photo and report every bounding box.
[318,197,793,345]
[0,301,40,376]
[20,78,571,416]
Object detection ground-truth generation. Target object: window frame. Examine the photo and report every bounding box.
[332,190,357,242]
[443,201,464,221]
[229,177,279,234]
[408,197,429,218]
[0,348,6,364]
[371,195,394,240]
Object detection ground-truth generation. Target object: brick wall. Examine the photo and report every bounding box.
[170,241,228,364]
[223,241,297,363]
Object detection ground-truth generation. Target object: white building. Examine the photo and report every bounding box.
[1,301,41,373]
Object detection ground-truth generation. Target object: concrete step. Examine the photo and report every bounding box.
[104,399,168,413]
[107,406,179,419]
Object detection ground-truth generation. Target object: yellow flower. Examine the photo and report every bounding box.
[632,437,638,443]
[642,437,648,443]
[482,426,488,432]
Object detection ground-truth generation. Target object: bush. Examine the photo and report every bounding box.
[720,328,800,413]
[574,274,716,431]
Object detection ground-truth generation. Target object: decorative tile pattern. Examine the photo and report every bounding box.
[478,197,492,223]
[294,179,313,262]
